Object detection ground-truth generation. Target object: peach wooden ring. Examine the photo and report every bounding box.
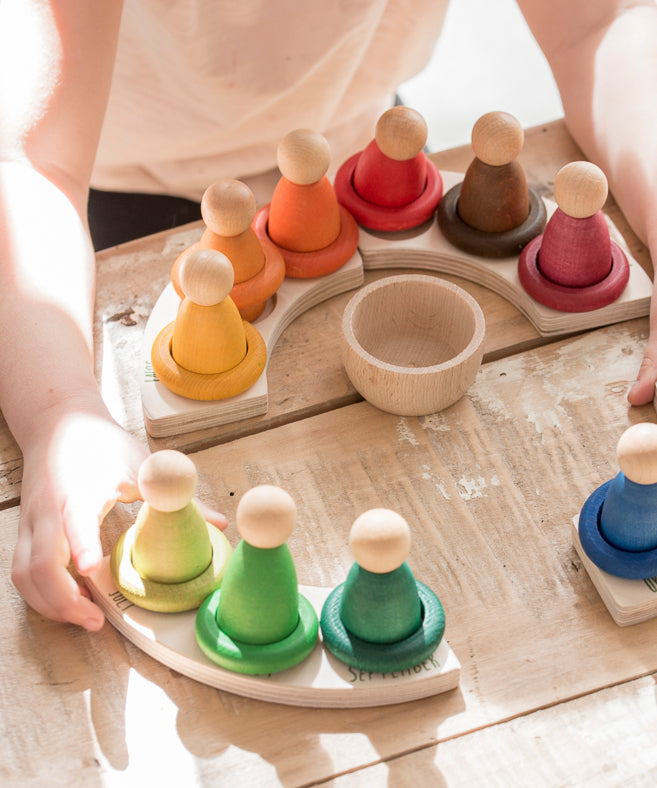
[230,238,286,320]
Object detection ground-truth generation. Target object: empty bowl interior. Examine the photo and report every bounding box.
[350,279,477,369]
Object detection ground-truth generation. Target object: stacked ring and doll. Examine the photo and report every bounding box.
[88,450,460,707]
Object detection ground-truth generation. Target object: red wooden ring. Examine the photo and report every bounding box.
[334,153,443,232]
[518,236,630,312]
[253,204,359,279]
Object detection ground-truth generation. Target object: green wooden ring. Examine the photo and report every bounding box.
[151,320,266,401]
[195,589,319,675]
[110,524,232,612]
[320,580,445,673]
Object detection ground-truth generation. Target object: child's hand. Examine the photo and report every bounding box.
[11,404,149,630]
[628,346,657,406]
[628,288,657,407]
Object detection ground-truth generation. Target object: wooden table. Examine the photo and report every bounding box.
[3,120,657,786]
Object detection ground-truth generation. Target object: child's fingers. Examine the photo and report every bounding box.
[196,499,229,531]
[62,498,104,576]
[15,512,105,630]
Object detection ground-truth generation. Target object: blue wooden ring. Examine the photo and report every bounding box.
[579,480,657,579]
[195,589,319,675]
[320,580,445,673]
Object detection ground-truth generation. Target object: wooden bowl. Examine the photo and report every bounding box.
[342,275,485,416]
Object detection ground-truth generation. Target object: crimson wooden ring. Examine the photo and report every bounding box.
[334,153,443,232]
[436,183,547,259]
[151,320,267,401]
[253,204,359,278]
[518,236,630,312]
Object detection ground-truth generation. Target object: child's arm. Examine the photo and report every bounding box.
[518,0,657,404]
[0,1,150,630]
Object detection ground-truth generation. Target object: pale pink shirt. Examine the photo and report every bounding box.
[92,0,448,203]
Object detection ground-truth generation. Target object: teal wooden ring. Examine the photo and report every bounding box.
[579,480,657,579]
[195,589,319,675]
[110,524,232,612]
[320,580,445,673]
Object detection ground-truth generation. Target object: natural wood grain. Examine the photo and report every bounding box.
[327,676,657,786]
[3,321,657,787]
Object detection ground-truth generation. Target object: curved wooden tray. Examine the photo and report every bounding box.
[86,558,461,708]
[140,172,651,437]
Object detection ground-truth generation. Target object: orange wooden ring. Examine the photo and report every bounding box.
[152,320,267,401]
[171,239,285,319]
[231,238,286,318]
[253,204,359,278]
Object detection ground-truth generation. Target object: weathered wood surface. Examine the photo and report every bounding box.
[328,676,657,786]
[3,319,656,787]
[0,121,650,507]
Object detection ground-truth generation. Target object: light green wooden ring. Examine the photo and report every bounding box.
[195,589,319,675]
[320,580,445,673]
[110,524,232,613]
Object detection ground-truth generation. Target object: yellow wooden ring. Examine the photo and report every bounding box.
[152,320,267,401]
[110,524,232,613]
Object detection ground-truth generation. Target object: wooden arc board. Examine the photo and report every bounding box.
[141,251,364,437]
[571,516,657,628]
[140,172,652,437]
[86,558,461,708]
[358,172,651,336]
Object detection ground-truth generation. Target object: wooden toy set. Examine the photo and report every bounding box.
[91,107,657,707]
[140,108,652,436]
[87,451,460,708]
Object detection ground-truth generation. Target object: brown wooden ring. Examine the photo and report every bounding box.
[334,153,444,232]
[436,183,547,259]
[231,238,286,319]
[518,236,630,312]
[253,204,359,278]
[151,320,267,400]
